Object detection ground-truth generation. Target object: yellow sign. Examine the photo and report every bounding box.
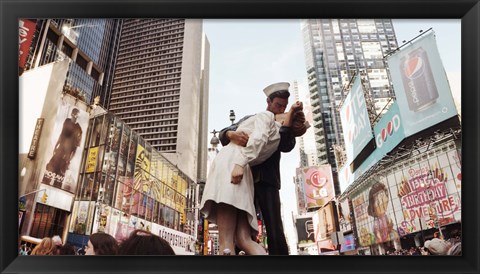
[85,147,99,173]
[203,219,209,255]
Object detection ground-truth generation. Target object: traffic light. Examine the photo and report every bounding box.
[41,192,48,204]
[180,211,186,224]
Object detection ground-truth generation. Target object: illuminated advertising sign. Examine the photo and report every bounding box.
[386,31,457,137]
[391,146,462,235]
[339,33,458,194]
[19,19,36,71]
[340,76,374,165]
[295,216,315,244]
[340,234,356,252]
[350,142,461,246]
[339,102,405,193]
[373,102,405,154]
[352,178,399,246]
[337,199,352,232]
[297,165,335,209]
[312,203,336,242]
[85,147,99,173]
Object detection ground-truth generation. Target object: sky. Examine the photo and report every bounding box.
[203,19,461,254]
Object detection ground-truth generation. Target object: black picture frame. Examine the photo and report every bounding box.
[1,0,478,273]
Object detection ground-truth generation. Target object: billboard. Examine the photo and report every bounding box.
[311,202,336,242]
[40,104,89,193]
[337,199,352,232]
[339,101,405,193]
[349,142,461,247]
[294,168,307,213]
[339,32,459,194]
[340,75,374,165]
[389,145,462,236]
[352,179,399,246]
[19,19,36,72]
[386,31,458,137]
[295,216,315,244]
[340,234,356,253]
[297,165,335,209]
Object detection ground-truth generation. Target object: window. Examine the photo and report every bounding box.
[30,204,68,239]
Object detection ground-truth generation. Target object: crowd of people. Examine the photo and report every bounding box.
[19,229,176,256]
[385,232,462,256]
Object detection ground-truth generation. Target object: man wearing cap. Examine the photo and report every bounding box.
[218,82,296,255]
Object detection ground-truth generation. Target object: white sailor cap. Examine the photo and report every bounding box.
[263,82,290,97]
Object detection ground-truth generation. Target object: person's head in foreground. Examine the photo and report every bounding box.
[85,232,119,255]
[118,229,176,255]
[424,237,450,255]
[31,237,56,255]
[59,243,76,255]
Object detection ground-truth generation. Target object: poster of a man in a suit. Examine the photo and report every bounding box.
[41,105,88,192]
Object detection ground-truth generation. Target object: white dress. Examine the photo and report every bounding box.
[200,111,281,235]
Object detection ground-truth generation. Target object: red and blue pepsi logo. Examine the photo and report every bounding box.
[376,114,401,148]
[404,56,425,79]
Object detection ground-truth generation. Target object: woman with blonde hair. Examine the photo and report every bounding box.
[31,237,57,255]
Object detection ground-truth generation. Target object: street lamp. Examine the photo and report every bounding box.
[210,129,219,149]
[229,110,236,125]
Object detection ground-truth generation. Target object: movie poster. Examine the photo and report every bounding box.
[40,104,89,193]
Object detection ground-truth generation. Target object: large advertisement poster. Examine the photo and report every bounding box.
[392,147,461,233]
[312,203,336,242]
[350,142,461,247]
[386,31,457,137]
[340,76,374,164]
[340,234,356,253]
[337,199,352,232]
[295,216,315,245]
[352,179,399,247]
[40,104,89,193]
[295,168,307,212]
[339,102,405,193]
[297,165,335,209]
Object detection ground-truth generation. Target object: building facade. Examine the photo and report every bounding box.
[107,19,209,182]
[301,19,398,173]
[19,61,197,255]
[23,18,121,105]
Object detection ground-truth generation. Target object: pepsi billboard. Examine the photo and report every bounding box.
[340,76,374,165]
[339,31,458,194]
[386,31,458,137]
[373,102,405,156]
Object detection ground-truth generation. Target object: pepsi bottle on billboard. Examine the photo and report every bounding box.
[400,47,439,112]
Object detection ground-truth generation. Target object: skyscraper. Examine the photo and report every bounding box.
[108,19,209,181]
[28,18,121,105]
[293,80,318,168]
[301,19,399,172]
